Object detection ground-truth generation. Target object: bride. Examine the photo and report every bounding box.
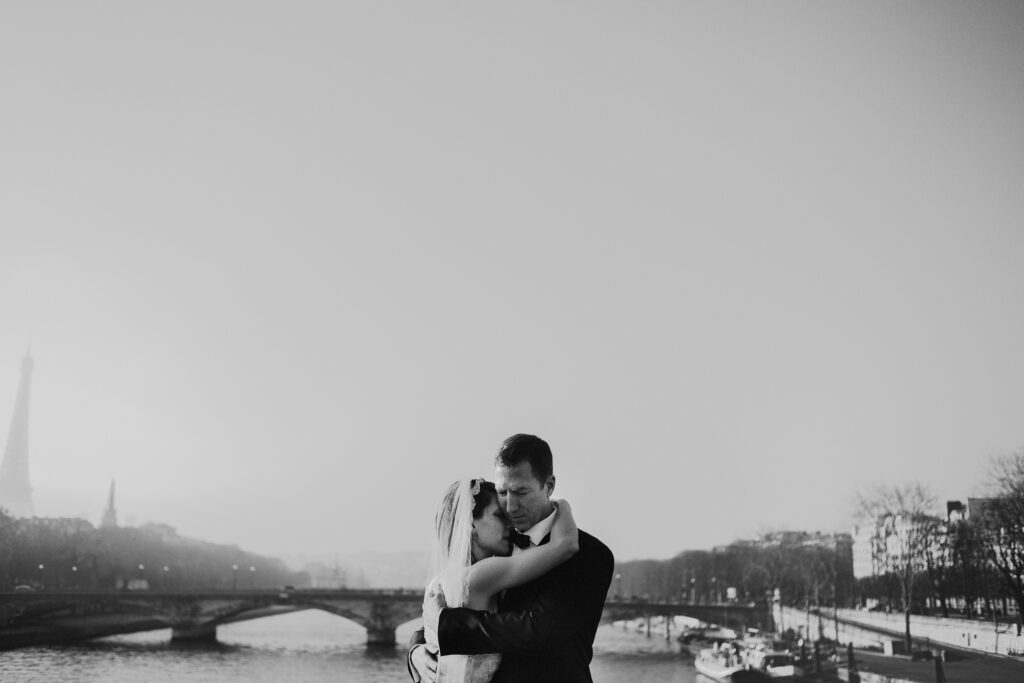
[424,477,579,683]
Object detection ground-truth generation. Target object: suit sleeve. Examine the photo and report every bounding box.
[438,537,614,656]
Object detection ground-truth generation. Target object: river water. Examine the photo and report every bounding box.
[0,611,705,682]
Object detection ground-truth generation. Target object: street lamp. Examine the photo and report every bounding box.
[38,563,44,588]
[71,565,78,590]
[249,566,256,589]
[615,573,622,599]
[232,564,239,590]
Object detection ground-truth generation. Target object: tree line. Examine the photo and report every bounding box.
[854,451,1024,651]
[0,511,307,591]
[613,530,855,611]
[614,449,1024,653]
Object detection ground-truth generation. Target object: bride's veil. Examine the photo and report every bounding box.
[433,477,482,608]
[425,477,483,682]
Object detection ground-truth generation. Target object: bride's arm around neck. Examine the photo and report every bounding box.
[467,500,579,603]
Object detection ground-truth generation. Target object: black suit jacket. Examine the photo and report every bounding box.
[428,529,614,683]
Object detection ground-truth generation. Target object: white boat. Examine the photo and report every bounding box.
[744,649,797,679]
[694,646,745,680]
[703,625,739,642]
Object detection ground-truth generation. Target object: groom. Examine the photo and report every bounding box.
[408,433,615,683]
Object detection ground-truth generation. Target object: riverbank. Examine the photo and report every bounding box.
[775,606,1024,683]
[779,605,1024,658]
[795,649,1024,683]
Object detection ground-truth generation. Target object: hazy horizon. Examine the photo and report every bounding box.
[2,1,1023,565]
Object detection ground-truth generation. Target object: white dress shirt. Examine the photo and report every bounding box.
[512,504,558,555]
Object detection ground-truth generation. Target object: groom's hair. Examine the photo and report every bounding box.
[495,433,553,483]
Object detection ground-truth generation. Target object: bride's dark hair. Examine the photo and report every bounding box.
[435,479,499,557]
[472,480,498,519]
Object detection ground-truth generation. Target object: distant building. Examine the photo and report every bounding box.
[965,497,996,521]
[0,351,35,517]
[946,500,966,523]
[303,561,346,589]
[850,501,992,580]
[139,522,178,538]
[944,497,998,524]
[851,523,882,579]
[744,530,850,551]
[852,513,939,580]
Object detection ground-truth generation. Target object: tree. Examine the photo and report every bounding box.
[0,508,15,587]
[855,483,938,653]
[922,519,955,617]
[949,514,989,617]
[978,450,1024,623]
[2,518,306,591]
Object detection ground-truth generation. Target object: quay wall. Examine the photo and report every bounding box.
[836,670,915,683]
[776,605,1024,657]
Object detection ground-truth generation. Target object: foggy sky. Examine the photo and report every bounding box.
[2,1,1023,564]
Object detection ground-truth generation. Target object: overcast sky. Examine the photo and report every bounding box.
[2,2,1022,566]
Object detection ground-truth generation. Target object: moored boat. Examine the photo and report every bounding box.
[694,646,745,680]
[744,649,797,679]
[681,624,740,644]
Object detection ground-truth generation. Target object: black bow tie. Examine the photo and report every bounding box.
[510,529,532,549]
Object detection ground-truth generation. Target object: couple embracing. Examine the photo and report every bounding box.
[408,433,614,683]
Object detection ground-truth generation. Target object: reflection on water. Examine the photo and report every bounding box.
[593,623,698,683]
[0,612,702,682]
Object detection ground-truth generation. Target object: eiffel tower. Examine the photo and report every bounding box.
[0,350,35,517]
[101,479,118,528]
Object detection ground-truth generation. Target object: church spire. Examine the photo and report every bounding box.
[101,479,118,528]
[0,350,35,517]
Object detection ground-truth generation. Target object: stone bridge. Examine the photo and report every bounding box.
[0,588,423,649]
[0,589,771,650]
[602,600,770,638]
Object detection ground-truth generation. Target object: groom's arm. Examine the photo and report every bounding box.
[438,538,613,655]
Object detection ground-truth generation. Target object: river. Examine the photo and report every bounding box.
[0,611,705,682]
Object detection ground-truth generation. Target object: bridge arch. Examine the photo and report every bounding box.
[285,597,423,645]
[0,590,426,649]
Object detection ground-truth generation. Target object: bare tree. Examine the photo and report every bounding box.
[855,483,938,653]
[796,544,836,640]
[979,450,1024,624]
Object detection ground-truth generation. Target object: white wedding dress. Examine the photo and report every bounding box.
[424,576,502,683]
[424,478,503,683]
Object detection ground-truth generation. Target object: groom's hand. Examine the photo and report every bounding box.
[410,643,439,682]
[424,585,448,631]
